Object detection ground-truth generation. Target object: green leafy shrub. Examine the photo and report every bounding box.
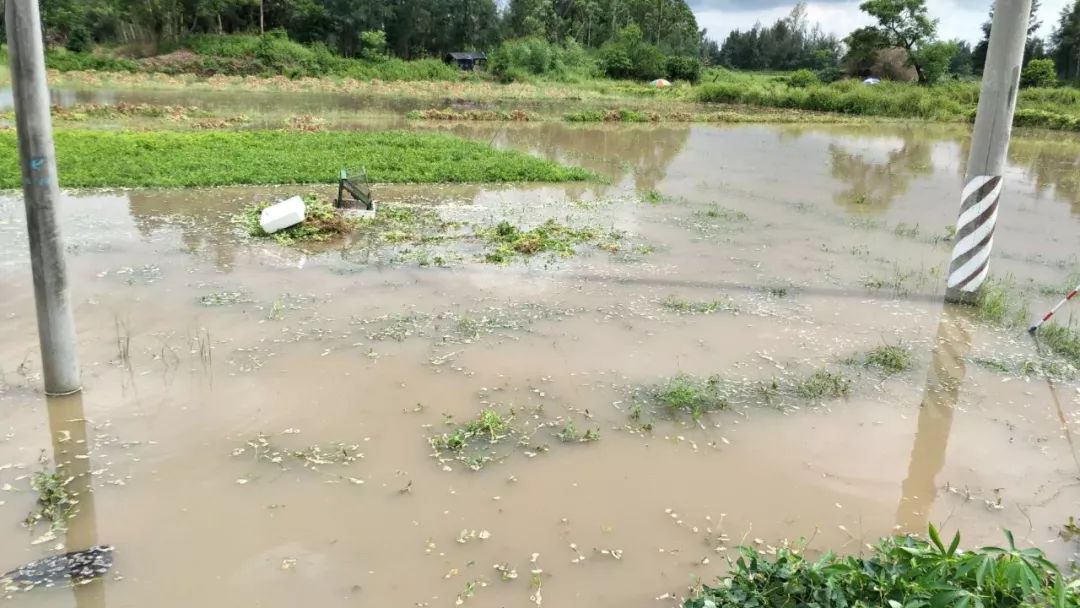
[665,56,701,83]
[786,68,820,88]
[44,48,137,72]
[686,526,1080,608]
[489,37,596,83]
[1022,58,1058,89]
[599,25,665,81]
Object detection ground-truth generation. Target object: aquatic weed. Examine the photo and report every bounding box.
[858,343,913,375]
[23,470,76,533]
[478,219,609,263]
[241,195,358,245]
[660,296,734,314]
[653,374,729,419]
[794,370,851,399]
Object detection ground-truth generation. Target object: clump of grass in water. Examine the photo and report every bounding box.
[23,470,76,533]
[974,278,1029,327]
[653,374,729,420]
[855,343,912,375]
[660,296,733,314]
[554,420,600,443]
[794,370,851,399]
[429,409,517,471]
[479,219,612,263]
[241,195,358,245]
[697,206,748,222]
[686,525,1080,608]
[234,433,363,470]
[1037,323,1080,366]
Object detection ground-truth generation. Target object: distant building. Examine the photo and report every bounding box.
[444,52,487,71]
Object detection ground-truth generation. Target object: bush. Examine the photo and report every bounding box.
[786,69,820,88]
[665,56,701,83]
[687,526,1079,608]
[599,25,665,81]
[816,66,844,83]
[44,48,138,72]
[1021,58,1057,88]
[489,37,596,83]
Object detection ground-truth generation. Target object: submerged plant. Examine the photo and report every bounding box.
[858,343,913,375]
[23,470,76,533]
[429,409,518,471]
[686,526,1080,608]
[479,219,612,263]
[653,374,729,420]
[794,370,851,399]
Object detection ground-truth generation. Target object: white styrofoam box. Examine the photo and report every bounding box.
[259,196,306,234]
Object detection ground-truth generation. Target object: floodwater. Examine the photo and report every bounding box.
[1,118,1079,608]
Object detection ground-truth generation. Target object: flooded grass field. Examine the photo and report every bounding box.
[1,115,1079,607]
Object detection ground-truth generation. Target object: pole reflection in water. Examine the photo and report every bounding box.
[895,307,973,534]
[47,393,107,608]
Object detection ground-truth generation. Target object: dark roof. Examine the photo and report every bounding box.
[446,52,487,60]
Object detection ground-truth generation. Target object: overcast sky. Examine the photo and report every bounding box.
[693,0,1071,45]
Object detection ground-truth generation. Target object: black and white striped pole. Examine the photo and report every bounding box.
[946,0,1032,304]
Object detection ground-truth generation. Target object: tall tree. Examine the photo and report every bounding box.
[973,0,1043,74]
[859,0,952,83]
[1052,0,1080,80]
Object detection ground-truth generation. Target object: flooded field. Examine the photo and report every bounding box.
[1,118,1079,608]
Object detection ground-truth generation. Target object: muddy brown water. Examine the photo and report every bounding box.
[1,120,1079,608]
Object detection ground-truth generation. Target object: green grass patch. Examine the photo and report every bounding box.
[23,469,76,533]
[1038,323,1080,366]
[0,130,593,189]
[975,279,1030,327]
[652,373,730,420]
[240,195,358,245]
[794,369,851,399]
[686,525,1079,608]
[478,219,613,263]
[660,296,734,314]
[697,205,749,222]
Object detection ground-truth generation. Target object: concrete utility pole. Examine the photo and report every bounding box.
[6,0,81,395]
[945,0,1032,303]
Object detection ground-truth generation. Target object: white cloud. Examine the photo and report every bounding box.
[696,0,1070,45]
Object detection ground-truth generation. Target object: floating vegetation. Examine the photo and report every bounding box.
[353,204,461,248]
[23,470,77,533]
[241,195,359,245]
[660,296,735,315]
[478,220,618,264]
[849,343,913,375]
[686,526,1080,608]
[233,432,363,476]
[199,291,252,306]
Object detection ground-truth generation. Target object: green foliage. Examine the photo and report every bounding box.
[478,219,607,263]
[686,526,1080,608]
[665,56,702,83]
[24,470,76,532]
[489,37,597,83]
[45,48,138,72]
[429,409,517,470]
[860,343,913,374]
[1038,323,1080,365]
[653,374,729,419]
[795,370,851,399]
[241,195,358,245]
[719,3,841,71]
[912,40,959,84]
[660,296,733,314]
[0,130,594,189]
[359,30,388,60]
[1022,58,1058,88]
[786,68,820,88]
[599,25,666,81]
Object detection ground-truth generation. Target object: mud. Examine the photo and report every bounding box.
[1,120,1079,608]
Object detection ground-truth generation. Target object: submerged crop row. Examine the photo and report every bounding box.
[0,130,594,189]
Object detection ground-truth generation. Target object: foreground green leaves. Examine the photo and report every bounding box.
[0,130,594,189]
[687,526,1080,608]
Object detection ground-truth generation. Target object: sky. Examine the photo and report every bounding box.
[692,0,1072,45]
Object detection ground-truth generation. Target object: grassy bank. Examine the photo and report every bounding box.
[0,130,593,189]
[697,69,1080,130]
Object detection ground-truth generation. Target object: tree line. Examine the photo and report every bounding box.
[25,0,702,61]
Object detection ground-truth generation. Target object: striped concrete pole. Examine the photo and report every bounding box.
[945,0,1032,304]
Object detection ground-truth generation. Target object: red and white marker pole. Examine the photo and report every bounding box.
[1029,284,1079,334]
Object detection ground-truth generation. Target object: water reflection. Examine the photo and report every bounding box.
[47,393,107,608]
[895,308,972,533]
[1008,136,1080,217]
[128,189,247,271]
[829,132,933,214]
